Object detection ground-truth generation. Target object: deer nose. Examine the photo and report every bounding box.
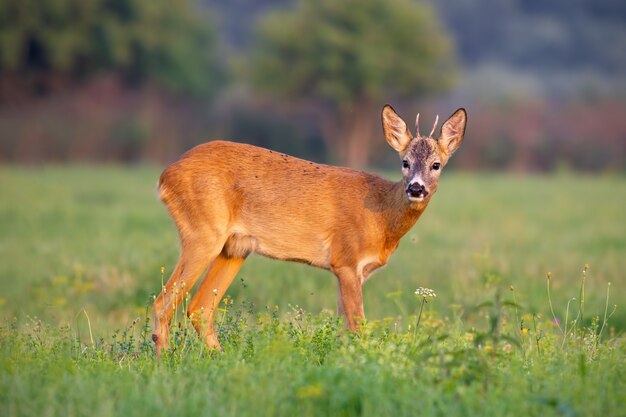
[407,182,429,198]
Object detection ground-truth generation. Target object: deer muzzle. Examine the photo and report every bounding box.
[406,182,429,200]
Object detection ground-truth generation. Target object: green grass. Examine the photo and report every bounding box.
[0,166,625,416]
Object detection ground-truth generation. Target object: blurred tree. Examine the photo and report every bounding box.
[248,0,455,167]
[0,0,221,99]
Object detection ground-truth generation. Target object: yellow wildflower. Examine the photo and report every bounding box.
[296,384,324,399]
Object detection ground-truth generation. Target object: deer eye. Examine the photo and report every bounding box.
[432,162,441,171]
[402,160,409,169]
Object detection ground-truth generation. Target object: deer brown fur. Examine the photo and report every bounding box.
[152,105,467,355]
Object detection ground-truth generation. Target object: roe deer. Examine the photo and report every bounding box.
[152,105,467,355]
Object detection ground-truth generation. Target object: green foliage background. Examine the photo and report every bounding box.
[0,0,221,96]
[250,0,454,105]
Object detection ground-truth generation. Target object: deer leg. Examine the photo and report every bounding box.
[187,253,244,350]
[336,279,346,319]
[334,266,365,331]
[152,238,223,357]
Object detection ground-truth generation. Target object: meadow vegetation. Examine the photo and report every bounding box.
[0,166,624,416]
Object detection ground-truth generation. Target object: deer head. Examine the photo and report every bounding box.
[382,105,467,203]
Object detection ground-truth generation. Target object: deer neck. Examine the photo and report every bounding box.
[379,181,427,246]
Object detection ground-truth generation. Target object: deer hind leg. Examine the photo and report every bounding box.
[187,252,244,350]
[334,266,365,331]
[152,236,224,357]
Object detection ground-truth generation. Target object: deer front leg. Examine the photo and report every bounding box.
[334,266,365,330]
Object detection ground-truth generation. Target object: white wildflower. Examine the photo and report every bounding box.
[415,287,437,299]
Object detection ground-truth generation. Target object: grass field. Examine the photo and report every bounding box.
[1,166,625,416]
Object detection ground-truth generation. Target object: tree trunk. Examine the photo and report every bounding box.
[321,100,377,168]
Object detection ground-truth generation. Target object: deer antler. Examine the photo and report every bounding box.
[429,115,439,138]
[415,113,420,137]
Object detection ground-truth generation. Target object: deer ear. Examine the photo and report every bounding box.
[438,108,467,158]
[382,105,412,153]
